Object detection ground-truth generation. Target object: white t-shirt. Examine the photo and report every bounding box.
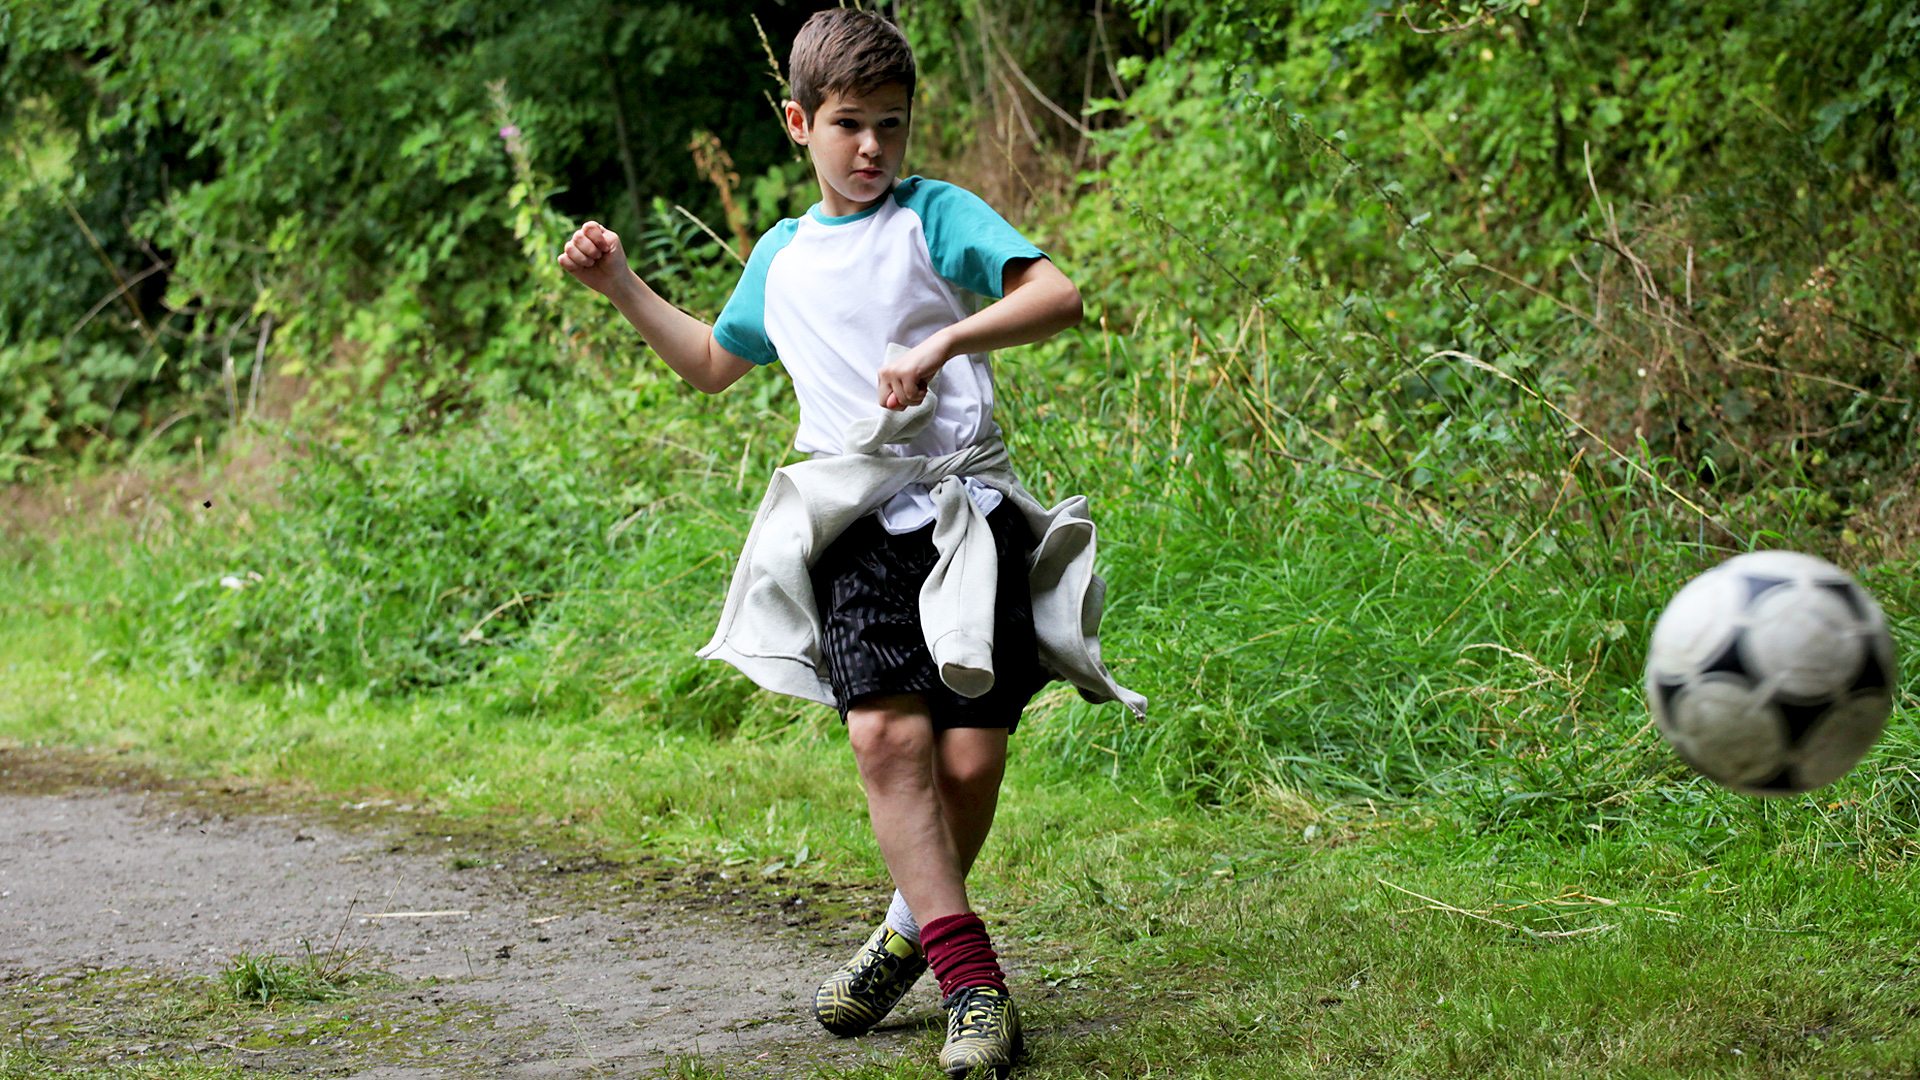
[711,177,1046,533]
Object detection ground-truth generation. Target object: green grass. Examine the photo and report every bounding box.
[5,554,1919,1076]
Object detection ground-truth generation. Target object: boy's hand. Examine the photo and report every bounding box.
[558,221,631,297]
[878,335,951,411]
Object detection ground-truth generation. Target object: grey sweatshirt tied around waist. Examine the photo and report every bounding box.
[697,388,1148,718]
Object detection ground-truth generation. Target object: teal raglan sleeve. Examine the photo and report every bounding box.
[712,219,800,366]
[895,178,1046,299]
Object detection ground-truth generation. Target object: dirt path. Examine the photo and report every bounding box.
[0,749,949,1077]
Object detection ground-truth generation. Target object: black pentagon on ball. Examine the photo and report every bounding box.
[1750,766,1800,793]
[1653,679,1686,724]
[1775,698,1831,747]
[1851,649,1890,693]
[1741,574,1792,605]
[1699,638,1749,679]
[1817,581,1869,622]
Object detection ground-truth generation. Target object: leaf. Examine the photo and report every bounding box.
[398,123,443,160]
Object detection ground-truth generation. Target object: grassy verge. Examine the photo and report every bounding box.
[5,567,1918,1077]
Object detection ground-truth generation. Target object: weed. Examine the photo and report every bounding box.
[223,937,361,1007]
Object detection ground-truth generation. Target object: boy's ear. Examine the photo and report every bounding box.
[782,100,811,146]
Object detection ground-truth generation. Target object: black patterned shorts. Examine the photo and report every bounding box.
[810,501,1049,731]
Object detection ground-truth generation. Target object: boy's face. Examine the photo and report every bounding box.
[785,83,912,218]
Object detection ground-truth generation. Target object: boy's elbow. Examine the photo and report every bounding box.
[687,337,750,394]
[1058,280,1084,330]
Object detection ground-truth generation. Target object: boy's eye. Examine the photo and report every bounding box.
[836,119,859,129]
[879,118,901,128]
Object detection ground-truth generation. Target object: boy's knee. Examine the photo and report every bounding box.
[933,727,1008,797]
[846,696,935,783]
[934,751,1004,797]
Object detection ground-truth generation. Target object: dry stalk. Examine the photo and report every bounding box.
[671,204,747,268]
[1377,878,1620,940]
[1436,348,1733,539]
[688,130,751,258]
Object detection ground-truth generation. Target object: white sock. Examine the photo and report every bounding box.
[883,889,921,946]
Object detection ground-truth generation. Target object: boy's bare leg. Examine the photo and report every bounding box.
[879,725,1007,948]
[847,694,969,923]
[933,726,1008,876]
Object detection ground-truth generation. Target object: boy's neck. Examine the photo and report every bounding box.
[815,180,895,220]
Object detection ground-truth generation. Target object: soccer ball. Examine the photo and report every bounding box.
[1644,550,1897,797]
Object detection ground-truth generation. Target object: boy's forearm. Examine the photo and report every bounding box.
[933,261,1083,361]
[604,271,742,393]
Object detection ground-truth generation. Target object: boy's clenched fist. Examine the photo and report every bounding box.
[558,221,629,296]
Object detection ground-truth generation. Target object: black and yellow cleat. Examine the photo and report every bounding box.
[939,985,1024,1079]
[813,924,929,1037]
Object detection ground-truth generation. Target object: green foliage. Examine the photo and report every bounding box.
[0,0,802,477]
[1072,0,1920,543]
[1134,0,1920,202]
[0,93,204,475]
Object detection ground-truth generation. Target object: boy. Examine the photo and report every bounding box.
[558,10,1143,1077]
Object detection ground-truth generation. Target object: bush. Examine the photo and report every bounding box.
[125,400,639,692]
[0,0,808,475]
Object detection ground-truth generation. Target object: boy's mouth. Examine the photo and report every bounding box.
[854,167,884,179]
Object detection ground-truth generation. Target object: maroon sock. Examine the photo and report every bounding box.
[920,912,1008,998]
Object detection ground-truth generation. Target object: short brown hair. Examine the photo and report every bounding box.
[788,8,916,121]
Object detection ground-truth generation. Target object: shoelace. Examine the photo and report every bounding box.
[950,990,1006,1038]
[850,942,905,993]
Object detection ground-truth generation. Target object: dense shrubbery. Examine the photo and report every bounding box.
[1072,0,1920,531]
[12,0,1913,500]
[0,0,817,479]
